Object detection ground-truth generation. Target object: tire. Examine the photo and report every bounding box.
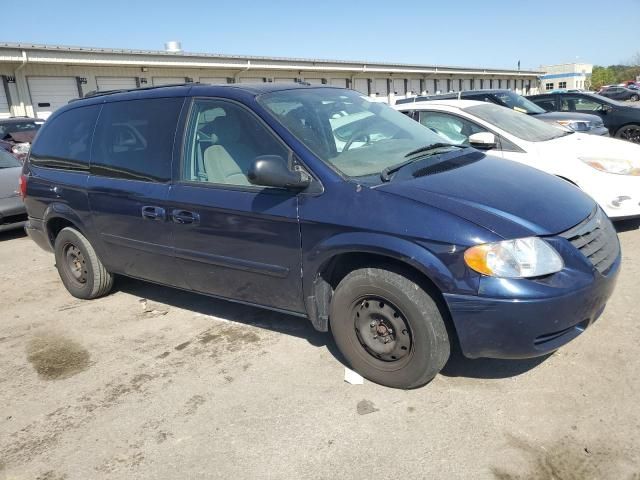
[54,227,113,299]
[330,268,450,389]
[631,94,639,102]
[615,124,640,143]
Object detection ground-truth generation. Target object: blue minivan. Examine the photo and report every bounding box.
[21,84,621,388]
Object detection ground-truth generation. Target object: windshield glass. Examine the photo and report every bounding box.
[0,149,21,168]
[0,120,43,140]
[258,88,451,178]
[494,91,546,114]
[465,103,570,142]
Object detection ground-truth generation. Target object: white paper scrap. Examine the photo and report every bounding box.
[344,367,364,385]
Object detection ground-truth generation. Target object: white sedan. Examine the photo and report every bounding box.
[395,99,640,219]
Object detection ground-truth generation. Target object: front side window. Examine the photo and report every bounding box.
[30,105,100,170]
[560,96,603,112]
[418,111,487,146]
[258,88,448,178]
[182,99,289,186]
[465,103,570,142]
[91,98,183,182]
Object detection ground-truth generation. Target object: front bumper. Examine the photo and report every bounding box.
[587,126,610,136]
[444,237,621,359]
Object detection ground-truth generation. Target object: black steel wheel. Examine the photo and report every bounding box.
[615,124,640,143]
[330,267,450,389]
[54,227,114,299]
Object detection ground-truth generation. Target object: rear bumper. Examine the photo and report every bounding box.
[444,256,620,359]
[25,216,52,252]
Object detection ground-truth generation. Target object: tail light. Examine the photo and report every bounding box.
[18,174,27,199]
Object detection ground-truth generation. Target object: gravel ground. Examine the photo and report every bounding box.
[1,220,639,480]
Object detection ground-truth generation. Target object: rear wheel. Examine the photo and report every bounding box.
[630,94,639,102]
[330,268,450,389]
[54,227,113,299]
[615,124,640,143]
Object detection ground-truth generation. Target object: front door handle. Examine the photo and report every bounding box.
[171,209,200,225]
[141,205,166,221]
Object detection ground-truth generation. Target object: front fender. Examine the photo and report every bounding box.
[302,232,479,331]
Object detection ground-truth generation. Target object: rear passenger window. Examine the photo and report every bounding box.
[30,105,100,170]
[91,98,183,182]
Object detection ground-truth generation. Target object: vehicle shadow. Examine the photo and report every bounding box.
[0,228,27,241]
[113,276,347,362]
[440,343,552,380]
[614,218,640,233]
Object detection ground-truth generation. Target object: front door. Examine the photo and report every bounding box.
[88,96,186,286]
[168,98,304,313]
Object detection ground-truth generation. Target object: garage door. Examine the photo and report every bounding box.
[392,79,406,95]
[408,79,421,95]
[274,78,296,83]
[200,77,227,84]
[353,78,368,94]
[239,77,265,84]
[330,78,347,88]
[0,84,10,119]
[28,76,79,120]
[152,77,186,86]
[374,79,388,96]
[305,78,324,85]
[96,76,137,91]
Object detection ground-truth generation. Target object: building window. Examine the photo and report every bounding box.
[558,82,567,89]
[545,82,554,91]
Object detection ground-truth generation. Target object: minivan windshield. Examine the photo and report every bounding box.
[465,103,571,142]
[259,88,457,178]
[493,90,546,114]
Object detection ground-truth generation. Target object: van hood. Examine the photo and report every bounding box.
[376,154,595,239]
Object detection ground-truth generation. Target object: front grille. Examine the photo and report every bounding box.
[560,208,620,275]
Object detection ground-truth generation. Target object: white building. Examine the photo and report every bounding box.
[0,42,542,119]
[540,63,593,92]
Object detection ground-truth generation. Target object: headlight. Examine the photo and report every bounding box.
[464,237,564,278]
[11,142,30,155]
[556,120,589,132]
[579,156,640,176]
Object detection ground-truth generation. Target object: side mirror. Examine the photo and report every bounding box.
[248,155,311,190]
[469,132,497,150]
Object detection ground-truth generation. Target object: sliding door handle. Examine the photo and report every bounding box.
[171,209,200,225]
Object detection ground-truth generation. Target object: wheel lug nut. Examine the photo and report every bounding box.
[370,322,376,328]
[384,338,390,344]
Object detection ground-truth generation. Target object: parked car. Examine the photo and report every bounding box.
[597,86,639,101]
[397,90,608,135]
[0,117,44,161]
[22,84,620,388]
[0,149,27,232]
[527,91,640,143]
[396,99,640,219]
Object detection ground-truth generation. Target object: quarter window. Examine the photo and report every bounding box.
[90,98,183,182]
[30,105,100,169]
[182,99,289,186]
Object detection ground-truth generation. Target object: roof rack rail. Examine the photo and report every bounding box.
[69,82,199,103]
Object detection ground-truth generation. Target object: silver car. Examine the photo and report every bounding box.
[0,149,26,232]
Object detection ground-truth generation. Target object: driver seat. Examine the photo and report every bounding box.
[203,115,255,185]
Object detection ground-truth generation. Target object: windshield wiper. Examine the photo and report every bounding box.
[403,143,457,158]
[380,144,464,182]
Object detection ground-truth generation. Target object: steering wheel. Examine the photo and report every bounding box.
[343,129,371,152]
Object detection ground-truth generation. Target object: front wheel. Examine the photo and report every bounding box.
[630,94,639,102]
[54,227,114,299]
[330,268,450,389]
[615,124,640,143]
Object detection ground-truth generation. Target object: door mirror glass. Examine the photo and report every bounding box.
[248,155,310,190]
[469,132,497,150]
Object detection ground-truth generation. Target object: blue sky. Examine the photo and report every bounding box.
[5,0,639,68]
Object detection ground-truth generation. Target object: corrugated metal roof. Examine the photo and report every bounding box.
[0,42,543,75]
